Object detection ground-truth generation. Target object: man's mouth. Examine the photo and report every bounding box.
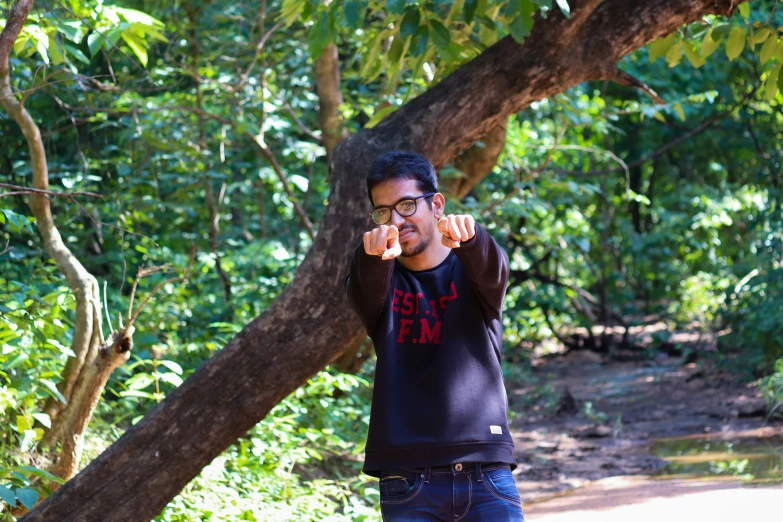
[399,228,416,241]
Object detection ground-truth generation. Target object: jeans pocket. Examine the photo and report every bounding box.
[483,467,522,506]
[379,469,422,504]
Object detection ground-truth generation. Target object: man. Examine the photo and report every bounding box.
[345,150,524,521]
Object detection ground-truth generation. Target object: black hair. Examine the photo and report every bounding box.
[366,150,438,205]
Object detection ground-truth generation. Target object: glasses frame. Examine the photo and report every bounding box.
[369,192,437,225]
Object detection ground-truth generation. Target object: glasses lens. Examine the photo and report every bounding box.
[396,199,417,217]
[372,209,390,224]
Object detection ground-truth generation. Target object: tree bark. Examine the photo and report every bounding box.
[315,42,349,161]
[22,1,745,520]
[447,121,508,199]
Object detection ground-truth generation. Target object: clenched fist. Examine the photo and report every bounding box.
[363,225,402,260]
[438,214,476,248]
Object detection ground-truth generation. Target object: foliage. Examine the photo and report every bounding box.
[152,365,379,522]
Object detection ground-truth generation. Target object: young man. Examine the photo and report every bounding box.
[345,151,524,521]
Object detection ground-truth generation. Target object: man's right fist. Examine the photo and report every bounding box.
[363,225,402,260]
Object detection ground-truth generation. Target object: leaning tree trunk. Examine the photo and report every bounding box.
[21,0,744,519]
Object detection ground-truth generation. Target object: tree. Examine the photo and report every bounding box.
[0,0,750,519]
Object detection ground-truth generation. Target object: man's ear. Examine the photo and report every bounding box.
[432,193,446,219]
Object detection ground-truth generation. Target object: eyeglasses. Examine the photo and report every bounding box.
[369,193,436,225]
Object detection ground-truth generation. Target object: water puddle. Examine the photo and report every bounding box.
[651,435,783,484]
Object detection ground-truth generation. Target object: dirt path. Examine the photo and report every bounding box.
[508,351,783,519]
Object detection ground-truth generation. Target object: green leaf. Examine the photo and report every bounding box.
[17,466,63,483]
[429,19,451,49]
[711,24,732,40]
[653,111,666,123]
[54,20,83,42]
[126,372,156,390]
[0,484,15,506]
[778,63,783,97]
[288,174,309,192]
[752,27,771,45]
[386,0,409,15]
[509,12,531,42]
[649,34,675,63]
[17,416,32,432]
[765,63,781,102]
[555,0,571,19]
[20,429,37,452]
[343,1,367,29]
[14,488,38,511]
[505,0,535,44]
[63,43,90,64]
[31,413,51,429]
[40,379,66,404]
[666,42,682,67]
[388,34,404,63]
[158,372,183,387]
[701,29,722,58]
[364,105,397,128]
[115,6,164,26]
[121,32,148,67]
[759,37,780,65]
[400,8,421,38]
[48,36,64,65]
[410,25,429,57]
[673,102,686,121]
[119,389,156,399]
[725,26,745,61]
[279,0,307,27]
[307,10,331,60]
[464,0,478,24]
[738,3,750,19]
[87,32,106,56]
[158,360,183,374]
[682,41,705,68]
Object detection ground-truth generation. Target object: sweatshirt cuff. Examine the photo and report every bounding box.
[454,223,487,254]
[355,242,396,271]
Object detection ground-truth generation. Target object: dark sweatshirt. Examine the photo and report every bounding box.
[345,224,517,478]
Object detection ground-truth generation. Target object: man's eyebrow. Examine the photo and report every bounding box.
[373,194,417,209]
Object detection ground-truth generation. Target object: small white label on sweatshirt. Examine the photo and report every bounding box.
[490,425,502,435]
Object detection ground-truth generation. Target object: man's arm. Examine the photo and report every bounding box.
[440,216,509,317]
[345,225,399,333]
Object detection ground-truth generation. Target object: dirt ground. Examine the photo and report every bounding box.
[508,350,783,519]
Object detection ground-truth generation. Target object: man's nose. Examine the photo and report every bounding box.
[390,209,406,228]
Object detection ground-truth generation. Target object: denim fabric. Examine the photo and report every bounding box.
[378,463,525,521]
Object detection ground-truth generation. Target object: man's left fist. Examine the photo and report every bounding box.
[437,214,476,248]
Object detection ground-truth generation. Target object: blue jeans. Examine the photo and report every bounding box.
[378,462,525,521]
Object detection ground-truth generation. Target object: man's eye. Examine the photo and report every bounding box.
[399,201,415,211]
[375,209,390,220]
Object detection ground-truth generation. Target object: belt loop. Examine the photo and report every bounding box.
[424,466,431,484]
[476,462,483,482]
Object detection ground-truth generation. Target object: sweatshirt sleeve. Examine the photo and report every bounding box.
[452,223,510,318]
[345,241,395,334]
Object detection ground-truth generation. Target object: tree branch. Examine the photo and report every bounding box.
[283,100,322,143]
[0,183,103,199]
[602,63,666,105]
[0,0,34,65]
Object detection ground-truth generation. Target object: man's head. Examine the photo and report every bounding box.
[367,151,445,258]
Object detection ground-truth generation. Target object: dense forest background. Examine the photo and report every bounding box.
[1,0,782,520]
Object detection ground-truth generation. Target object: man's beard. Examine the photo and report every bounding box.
[400,224,431,257]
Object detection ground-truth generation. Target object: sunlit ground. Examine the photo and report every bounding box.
[523,475,782,521]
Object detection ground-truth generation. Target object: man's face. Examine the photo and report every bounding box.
[370,178,443,258]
